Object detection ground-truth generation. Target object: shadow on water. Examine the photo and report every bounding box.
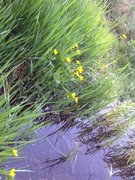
[2,106,135,180]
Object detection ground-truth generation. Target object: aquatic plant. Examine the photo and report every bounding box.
[0,64,50,177]
[0,0,120,117]
[105,134,135,179]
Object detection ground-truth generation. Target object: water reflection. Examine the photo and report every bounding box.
[2,104,135,180]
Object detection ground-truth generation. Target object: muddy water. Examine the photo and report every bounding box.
[2,124,123,180]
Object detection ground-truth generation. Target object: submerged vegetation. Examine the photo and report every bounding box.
[0,0,135,179]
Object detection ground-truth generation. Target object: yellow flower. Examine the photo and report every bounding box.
[77,66,84,74]
[66,57,71,63]
[71,92,76,99]
[74,69,84,81]
[77,49,81,55]
[12,149,18,157]
[9,168,16,177]
[53,49,59,55]
[76,60,80,65]
[68,92,79,103]
[73,43,79,49]
[75,97,78,103]
[121,34,127,39]
[74,70,80,77]
[79,75,84,81]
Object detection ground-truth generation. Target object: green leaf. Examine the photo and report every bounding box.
[53,71,61,84]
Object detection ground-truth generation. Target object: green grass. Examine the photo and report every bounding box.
[101,0,135,100]
[0,0,125,178]
[0,69,43,177]
[0,0,120,116]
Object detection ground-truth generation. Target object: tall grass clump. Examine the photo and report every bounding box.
[0,0,120,117]
[0,64,51,177]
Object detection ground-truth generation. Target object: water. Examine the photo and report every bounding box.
[2,124,123,180]
[1,106,135,180]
